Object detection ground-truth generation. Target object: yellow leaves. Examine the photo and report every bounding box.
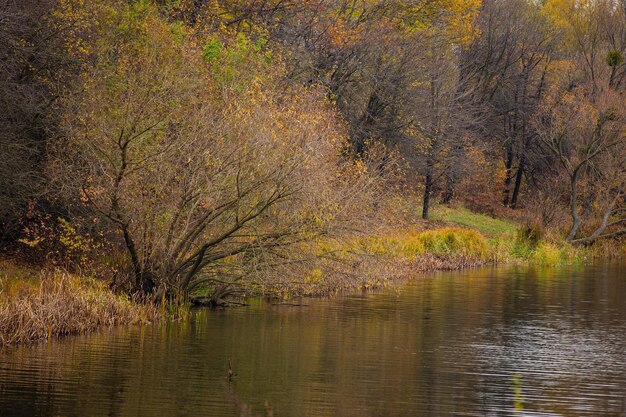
[542,0,567,27]
[58,218,83,252]
[53,0,128,61]
[17,236,45,248]
[52,0,93,59]
[541,0,611,50]
[310,210,335,227]
[402,0,482,45]
[304,268,323,283]
[353,159,368,174]
[541,0,582,32]
[440,0,482,44]
[57,218,101,265]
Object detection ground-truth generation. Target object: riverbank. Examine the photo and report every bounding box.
[1,205,622,346]
[258,205,598,299]
[0,261,159,347]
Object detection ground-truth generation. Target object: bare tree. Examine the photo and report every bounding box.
[460,0,557,209]
[0,0,69,240]
[534,82,626,243]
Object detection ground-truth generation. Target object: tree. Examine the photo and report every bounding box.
[400,0,481,218]
[460,0,557,209]
[0,0,69,240]
[529,0,626,243]
[182,0,490,219]
[49,0,381,300]
[534,81,626,243]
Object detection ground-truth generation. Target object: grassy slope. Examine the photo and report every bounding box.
[431,205,588,265]
[358,203,584,269]
[428,205,518,237]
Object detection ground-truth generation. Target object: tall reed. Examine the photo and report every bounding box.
[0,269,158,347]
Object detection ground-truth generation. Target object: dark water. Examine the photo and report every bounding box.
[1,263,625,416]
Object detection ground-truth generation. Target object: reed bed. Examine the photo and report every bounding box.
[0,268,158,347]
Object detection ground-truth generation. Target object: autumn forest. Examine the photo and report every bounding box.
[0,0,625,344]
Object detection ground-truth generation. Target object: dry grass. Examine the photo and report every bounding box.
[0,262,158,347]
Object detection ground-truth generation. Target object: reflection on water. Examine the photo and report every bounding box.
[0,263,625,416]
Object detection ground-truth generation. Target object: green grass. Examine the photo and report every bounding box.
[416,205,584,265]
[355,227,489,261]
[427,205,518,237]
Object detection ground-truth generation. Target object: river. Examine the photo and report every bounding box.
[0,262,625,416]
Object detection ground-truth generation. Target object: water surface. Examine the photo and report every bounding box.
[1,263,625,416]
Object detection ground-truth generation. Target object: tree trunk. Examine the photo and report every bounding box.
[503,145,514,207]
[442,172,455,204]
[510,155,525,209]
[121,225,145,291]
[582,190,596,219]
[566,167,583,241]
[572,199,626,245]
[422,170,433,220]
[353,89,383,156]
[585,208,612,242]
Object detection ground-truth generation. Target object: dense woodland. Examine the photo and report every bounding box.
[1,0,625,303]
